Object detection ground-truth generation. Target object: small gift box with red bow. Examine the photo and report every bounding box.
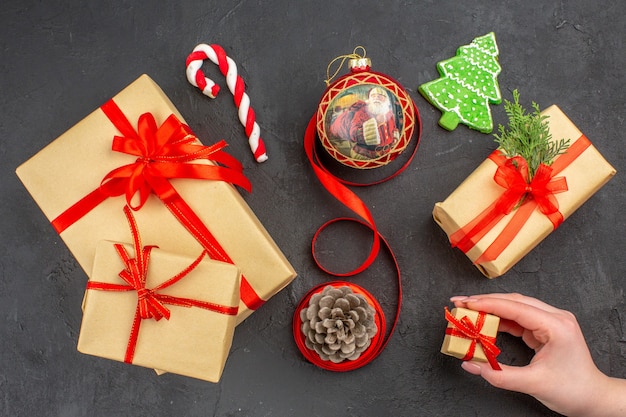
[433,105,615,278]
[77,207,241,382]
[16,74,296,322]
[441,307,501,370]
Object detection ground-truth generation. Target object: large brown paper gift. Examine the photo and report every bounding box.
[433,105,616,278]
[16,74,297,322]
[77,240,240,382]
[441,307,500,369]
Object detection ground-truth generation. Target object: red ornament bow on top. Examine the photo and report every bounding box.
[86,205,239,363]
[99,101,251,210]
[444,307,501,370]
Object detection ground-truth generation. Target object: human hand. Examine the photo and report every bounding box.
[449,293,626,417]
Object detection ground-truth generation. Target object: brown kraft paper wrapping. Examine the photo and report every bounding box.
[77,241,241,383]
[16,74,297,323]
[441,307,500,363]
[433,105,616,278]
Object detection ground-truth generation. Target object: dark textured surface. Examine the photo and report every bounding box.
[1,1,625,416]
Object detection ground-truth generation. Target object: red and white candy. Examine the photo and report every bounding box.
[186,43,268,163]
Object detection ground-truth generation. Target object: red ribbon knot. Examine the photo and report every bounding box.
[493,155,568,220]
[445,307,501,370]
[98,107,251,211]
[136,288,152,300]
[132,284,169,321]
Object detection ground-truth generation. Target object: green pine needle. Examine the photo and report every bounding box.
[494,90,570,178]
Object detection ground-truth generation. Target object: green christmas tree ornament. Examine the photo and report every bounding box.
[419,32,502,133]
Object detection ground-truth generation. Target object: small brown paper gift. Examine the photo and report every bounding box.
[77,240,241,383]
[441,307,501,369]
[433,105,615,278]
[16,74,297,322]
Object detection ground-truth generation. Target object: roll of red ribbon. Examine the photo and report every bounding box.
[293,281,386,372]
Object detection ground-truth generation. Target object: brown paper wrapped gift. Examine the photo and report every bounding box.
[16,74,297,322]
[433,105,616,278]
[441,307,500,368]
[77,240,241,382]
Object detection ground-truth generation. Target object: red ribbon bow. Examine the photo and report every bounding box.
[444,307,501,370]
[98,102,251,210]
[87,205,239,364]
[52,99,266,311]
[493,156,567,220]
[449,134,594,264]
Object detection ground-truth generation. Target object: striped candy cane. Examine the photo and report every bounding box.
[186,43,268,163]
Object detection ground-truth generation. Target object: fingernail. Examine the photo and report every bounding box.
[449,296,479,303]
[461,361,482,375]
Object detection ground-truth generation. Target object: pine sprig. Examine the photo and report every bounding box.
[494,90,570,178]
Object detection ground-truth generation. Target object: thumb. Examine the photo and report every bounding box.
[461,361,538,394]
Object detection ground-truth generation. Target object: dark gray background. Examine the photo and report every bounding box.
[2,1,625,416]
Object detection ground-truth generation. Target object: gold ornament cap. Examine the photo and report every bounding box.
[348,57,371,70]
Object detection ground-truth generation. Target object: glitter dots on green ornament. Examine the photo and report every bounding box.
[419,32,502,133]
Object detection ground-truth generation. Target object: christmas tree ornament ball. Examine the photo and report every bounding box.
[316,49,418,169]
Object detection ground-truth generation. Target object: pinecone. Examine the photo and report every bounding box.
[300,285,378,363]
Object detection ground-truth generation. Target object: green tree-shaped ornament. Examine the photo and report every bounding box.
[419,32,502,133]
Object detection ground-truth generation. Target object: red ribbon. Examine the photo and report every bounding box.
[50,99,265,311]
[301,113,417,371]
[87,206,239,364]
[444,307,501,370]
[450,135,591,264]
[492,157,567,221]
